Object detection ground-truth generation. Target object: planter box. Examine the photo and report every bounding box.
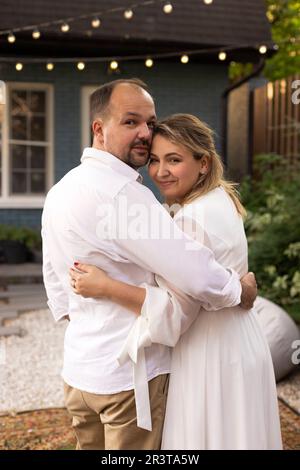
[0,240,29,264]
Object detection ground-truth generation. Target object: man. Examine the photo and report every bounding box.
[42,78,256,450]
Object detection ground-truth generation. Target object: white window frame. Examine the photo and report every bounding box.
[81,85,98,150]
[0,82,54,208]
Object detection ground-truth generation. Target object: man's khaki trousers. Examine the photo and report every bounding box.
[64,374,169,450]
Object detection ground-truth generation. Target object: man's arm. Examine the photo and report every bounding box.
[111,184,253,310]
[42,228,70,322]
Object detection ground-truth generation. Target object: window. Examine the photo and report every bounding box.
[0,83,54,208]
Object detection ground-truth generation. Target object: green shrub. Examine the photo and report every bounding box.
[0,224,41,250]
[240,154,300,322]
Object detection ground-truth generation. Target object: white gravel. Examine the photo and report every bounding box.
[0,309,67,415]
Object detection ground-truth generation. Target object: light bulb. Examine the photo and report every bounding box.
[7,33,16,43]
[16,63,23,71]
[124,9,133,20]
[32,29,41,39]
[204,0,213,4]
[110,60,119,70]
[145,58,153,68]
[163,3,173,14]
[61,23,70,33]
[46,63,54,71]
[259,45,267,54]
[91,17,101,28]
[181,55,189,64]
[77,62,85,70]
[218,51,227,61]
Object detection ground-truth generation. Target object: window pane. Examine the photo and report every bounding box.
[11,144,27,169]
[31,172,45,193]
[11,171,27,193]
[29,91,45,113]
[30,116,45,141]
[11,115,27,140]
[9,87,49,196]
[11,90,28,115]
[31,146,46,169]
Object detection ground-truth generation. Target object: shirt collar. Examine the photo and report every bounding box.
[81,147,143,183]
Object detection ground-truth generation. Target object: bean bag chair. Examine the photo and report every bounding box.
[254,296,300,382]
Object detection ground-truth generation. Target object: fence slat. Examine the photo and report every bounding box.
[253,74,300,168]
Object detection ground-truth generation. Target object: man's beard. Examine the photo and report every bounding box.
[127,144,150,169]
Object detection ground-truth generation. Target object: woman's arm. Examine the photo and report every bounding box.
[69,263,145,315]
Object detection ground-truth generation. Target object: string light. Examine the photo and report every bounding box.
[91,17,101,28]
[32,29,41,39]
[15,63,23,71]
[61,23,70,33]
[163,2,173,14]
[4,41,278,73]
[7,32,16,43]
[259,45,267,54]
[124,9,134,20]
[203,0,213,4]
[145,58,153,67]
[77,61,85,70]
[110,60,119,70]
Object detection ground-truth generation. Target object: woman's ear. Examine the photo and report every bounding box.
[199,155,210,175]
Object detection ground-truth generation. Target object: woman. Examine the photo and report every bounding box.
[69,114,282,450]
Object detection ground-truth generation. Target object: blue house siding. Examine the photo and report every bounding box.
[0,61,228,228]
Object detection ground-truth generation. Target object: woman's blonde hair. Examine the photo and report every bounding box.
[154,114,246,218]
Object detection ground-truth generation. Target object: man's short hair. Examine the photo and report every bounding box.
[90,78,150,122]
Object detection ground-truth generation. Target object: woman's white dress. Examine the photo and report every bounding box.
[121,187,282,450]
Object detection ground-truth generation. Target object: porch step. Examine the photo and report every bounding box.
[0,326,26,337]
[0,279,48,336]
[0,263,43,286]
[0,284,45,294]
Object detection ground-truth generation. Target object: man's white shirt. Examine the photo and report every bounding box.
[42,147,241,396]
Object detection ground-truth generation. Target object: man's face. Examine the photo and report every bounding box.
[93,84,157,169]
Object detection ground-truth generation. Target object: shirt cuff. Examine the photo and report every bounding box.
[202,268,242,311]
[47,300,68,323]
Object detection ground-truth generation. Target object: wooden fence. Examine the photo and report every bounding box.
[252,74,300,169]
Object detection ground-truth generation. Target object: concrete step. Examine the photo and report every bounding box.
[0,284,45,296]
[0,301,47,315]
[0,311,19,321]
[0,326,26,337]
[0,294,47,304]
[0,263,43,286]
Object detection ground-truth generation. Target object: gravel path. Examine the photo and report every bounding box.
[0,309,299,416]
[0,309,67,414]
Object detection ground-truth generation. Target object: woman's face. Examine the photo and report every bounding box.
[148,134,209,203]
